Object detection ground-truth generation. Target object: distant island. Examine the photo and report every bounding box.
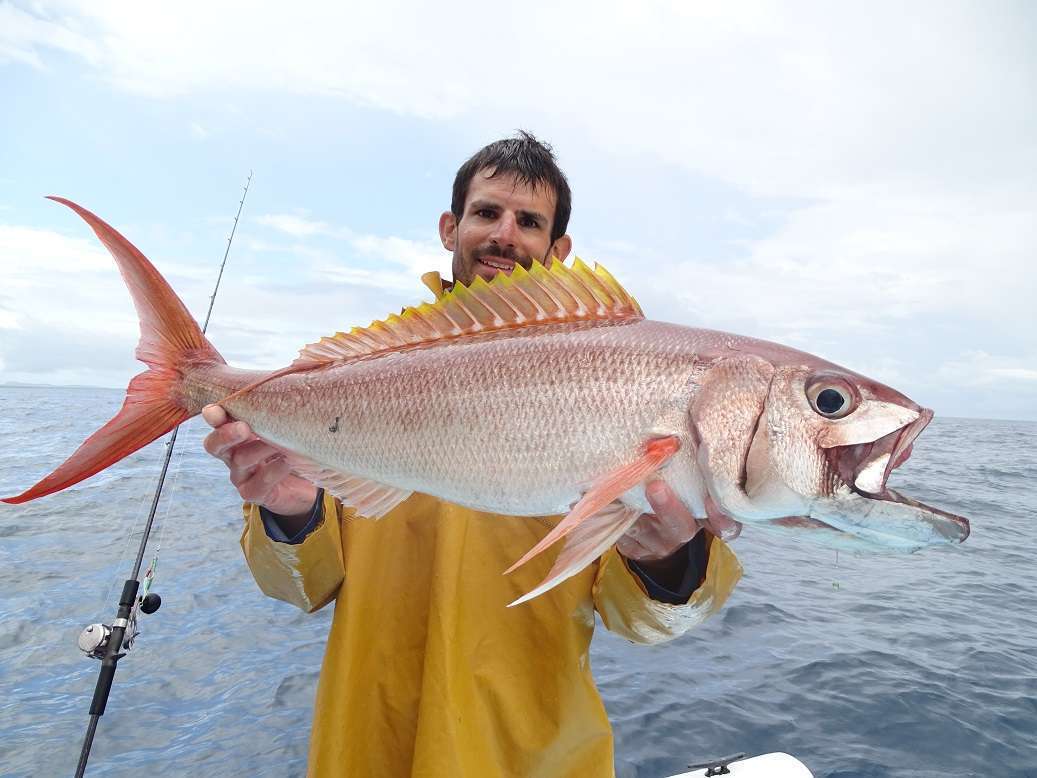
[0,382,120,390]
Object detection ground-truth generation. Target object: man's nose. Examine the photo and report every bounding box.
[489,213,519,245]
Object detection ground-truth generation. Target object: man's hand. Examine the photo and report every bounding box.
[201,404,318,521]
[617,479,741,563]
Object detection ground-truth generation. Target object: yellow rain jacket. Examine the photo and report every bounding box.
[239,273,742,778]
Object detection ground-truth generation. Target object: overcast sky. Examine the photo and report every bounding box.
[1,1,1034,420]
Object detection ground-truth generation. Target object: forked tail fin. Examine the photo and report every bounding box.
[1,197,225,505]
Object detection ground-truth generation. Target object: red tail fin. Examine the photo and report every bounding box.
[1,198,225,505]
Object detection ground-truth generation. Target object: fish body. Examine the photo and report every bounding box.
[189,320,705,517]
[3,199,970,603]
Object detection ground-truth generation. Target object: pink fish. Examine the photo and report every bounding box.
[3,199,969,604]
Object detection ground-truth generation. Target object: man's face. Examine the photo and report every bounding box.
[440,168,572,286]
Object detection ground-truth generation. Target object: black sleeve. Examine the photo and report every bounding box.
[257,489,325,545]
[625,531,709,605]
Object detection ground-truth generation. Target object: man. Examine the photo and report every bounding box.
[202,132,742,776]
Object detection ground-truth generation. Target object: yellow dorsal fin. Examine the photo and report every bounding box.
[420,271,446,299]
[292,257,643,368]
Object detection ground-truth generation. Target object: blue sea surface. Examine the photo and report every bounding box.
[0,386,1034,777]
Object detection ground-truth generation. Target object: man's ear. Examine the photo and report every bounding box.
[549,234,573,262]
[439,211,457,251]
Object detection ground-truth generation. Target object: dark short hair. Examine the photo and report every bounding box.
[451,131,572,243]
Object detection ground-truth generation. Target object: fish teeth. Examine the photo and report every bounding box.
[855,453,891,494]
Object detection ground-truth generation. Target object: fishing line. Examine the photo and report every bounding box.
[141,418,194,599]
[74,172,253,778]
[96,477,157,620]
[153,417,193,550]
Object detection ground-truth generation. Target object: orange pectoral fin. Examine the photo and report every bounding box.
[504,435,681,602]
[508,502,644,607]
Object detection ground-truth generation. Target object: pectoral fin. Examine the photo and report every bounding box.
[504,435,680,603]
[508,502,644,607]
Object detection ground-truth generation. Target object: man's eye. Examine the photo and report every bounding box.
[520,217,540,228]
[476,208,496,219]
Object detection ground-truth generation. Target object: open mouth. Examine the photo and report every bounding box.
[827,408,970,541]
[477,256,517,272]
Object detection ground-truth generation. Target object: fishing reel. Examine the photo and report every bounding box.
[77,592,162,659]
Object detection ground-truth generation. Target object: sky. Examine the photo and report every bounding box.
[0,1,1034,420]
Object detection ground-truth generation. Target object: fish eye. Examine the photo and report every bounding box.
[806,380,856,419]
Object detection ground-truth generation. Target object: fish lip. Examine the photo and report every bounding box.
[883,408,932,484]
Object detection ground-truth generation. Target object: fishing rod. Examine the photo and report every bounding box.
[73,171,253,778]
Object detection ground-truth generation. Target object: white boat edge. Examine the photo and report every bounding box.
[665,751,813,778]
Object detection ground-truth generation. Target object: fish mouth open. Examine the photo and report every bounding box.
[827,408,970,543]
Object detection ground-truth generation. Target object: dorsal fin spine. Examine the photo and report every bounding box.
[408,307,441,337]
[567,270,603,314]
[468,278,513,324]
[292,258,643,369]
[530,266,569,317]
[453,283,496,327]
[498,275,537,320]
[543,270,584,316]
[575,261,614,310]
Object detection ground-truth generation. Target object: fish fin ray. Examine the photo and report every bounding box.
[292,257,643,368]
[285,455,411,519]
[508,503,644,607]
[503,435,680,576]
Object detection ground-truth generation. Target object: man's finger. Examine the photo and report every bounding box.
[228,440,284,480]
[230,448,284,488]
[645,479,700,539]
[202,421,256,462]
[645,479,695,524]
[237,455,291,503]
[705,513,742,541]
[201,404,228,428]
[616,533,651,560]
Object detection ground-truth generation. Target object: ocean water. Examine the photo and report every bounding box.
[0,386,1034,777]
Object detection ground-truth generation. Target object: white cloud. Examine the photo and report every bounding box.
[991,368,1037,382]
[255,213,334,238]
[253,213,449,291]
[346,234,447,280]
[0,2,99,68]
[0,310,20,330]
[8,2,1028,198]
[938,352,1037,387]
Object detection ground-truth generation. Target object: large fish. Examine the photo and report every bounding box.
[3,199,969,604]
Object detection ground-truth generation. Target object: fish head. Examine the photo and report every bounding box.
[743,364,970,550]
